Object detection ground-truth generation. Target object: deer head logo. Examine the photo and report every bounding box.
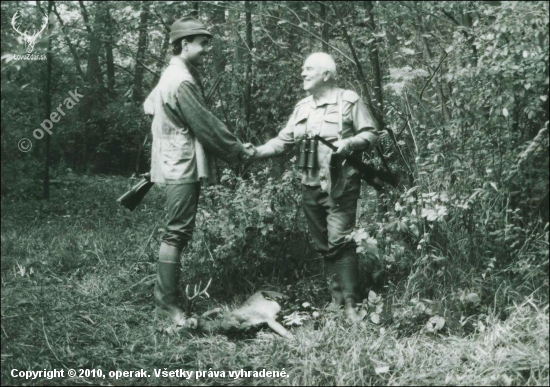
[11,11,48,54]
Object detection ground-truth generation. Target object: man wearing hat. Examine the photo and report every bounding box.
[143,17,254,326]
[245,53,378,322]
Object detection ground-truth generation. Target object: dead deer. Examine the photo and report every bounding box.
[184,291,294,340]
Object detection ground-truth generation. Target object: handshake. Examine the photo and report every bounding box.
[239,139,355,162]
[239,143,277,162]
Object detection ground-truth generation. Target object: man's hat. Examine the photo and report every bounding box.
[319,152,347,198]
[170,17,213,43]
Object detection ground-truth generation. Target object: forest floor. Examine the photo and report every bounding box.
[1,174,548,386]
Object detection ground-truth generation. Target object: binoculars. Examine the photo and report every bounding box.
[297,135,318,170]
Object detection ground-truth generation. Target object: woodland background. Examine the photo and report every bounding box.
[1,1,549,386]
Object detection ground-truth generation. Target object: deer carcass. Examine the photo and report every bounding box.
[192,291,294,340]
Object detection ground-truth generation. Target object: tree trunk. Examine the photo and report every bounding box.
[52,3,85,79]
[105,5,116,97]
[191,2,199,18]
[43,0,54,199]
[244,1,253,127]
[320,2,329,52]
[417,17,450,123]
[153,31,170,86]
[364,1,384,126]
[77,1,106,170]
[133,1,150,104]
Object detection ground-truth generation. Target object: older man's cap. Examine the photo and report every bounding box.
[170,17,213,43]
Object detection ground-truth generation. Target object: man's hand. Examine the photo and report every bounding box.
[239,143,257,161]
[333,139,353,157]
[140,172,152,181]
[247,143,277,159]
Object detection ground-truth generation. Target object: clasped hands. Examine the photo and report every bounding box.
[240,143,258,161]
[240,138,352,162]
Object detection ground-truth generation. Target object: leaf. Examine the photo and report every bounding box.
[282,311,309,326]
[426,315,445,332]
[375,366,390,374]
[368,290,380,305]
[502,108,509,117]
[489,182,498,191]
[466,293,481,304]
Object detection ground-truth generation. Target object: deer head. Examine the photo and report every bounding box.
[11,11,48,54]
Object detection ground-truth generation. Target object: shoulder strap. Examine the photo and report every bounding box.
[338,90,343,140]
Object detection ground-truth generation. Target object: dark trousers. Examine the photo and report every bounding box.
[301,174,360,258]
[162,182,201,249]
[302,175,361,306]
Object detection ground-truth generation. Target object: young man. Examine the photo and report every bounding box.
[246,53,379,321]
[143,17,254,325]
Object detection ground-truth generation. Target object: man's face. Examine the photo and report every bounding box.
[183,35,210,66]
[301,58,327,93]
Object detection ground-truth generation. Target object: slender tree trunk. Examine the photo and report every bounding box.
[417,17,450,123]
[364,1,384,125]
[133,1,150,103]
[364,2,393,215]
[211,5,227,74]
[53,3,85,79]
[461,12,478,67]
[78,1,105,170]
[244,1,253,127]
[320,2,329,52]
[191,2,199,18]
[105,5,115,97]
[43,0,54,199]
[153,31,170,86]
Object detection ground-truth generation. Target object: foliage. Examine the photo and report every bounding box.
[1,1,549,384]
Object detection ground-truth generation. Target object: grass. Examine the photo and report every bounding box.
[1,173,548,386]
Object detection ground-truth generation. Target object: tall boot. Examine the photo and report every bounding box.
[324,256,344,310]
[335,249,361,322]
[154,261,186,325]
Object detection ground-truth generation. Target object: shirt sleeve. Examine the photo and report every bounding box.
[349,100,379,148]
[265,113,297,154]
[167,81,244,163]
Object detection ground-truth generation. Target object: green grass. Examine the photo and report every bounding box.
[1,174,548,386]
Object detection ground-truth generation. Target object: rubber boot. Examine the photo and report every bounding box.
[154,261,186,325]
[324,257,344,310]
[336,249,361,322]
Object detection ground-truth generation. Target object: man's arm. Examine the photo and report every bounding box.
[334,99,379,156]
[168,81,249,163]
[250,115,297,159]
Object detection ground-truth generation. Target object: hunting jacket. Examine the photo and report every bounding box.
[265,88,379,186]
[144,56,244,184]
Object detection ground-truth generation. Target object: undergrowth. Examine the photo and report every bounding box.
[1,170,548,386]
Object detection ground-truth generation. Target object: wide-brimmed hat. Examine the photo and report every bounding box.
[319,152,347,198]
[170,17,213,43]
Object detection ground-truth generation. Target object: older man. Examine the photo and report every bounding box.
[247,53,378,321]
[144,17,254,325]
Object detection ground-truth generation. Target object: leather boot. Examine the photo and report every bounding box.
[154,261,186,325]
[335,249,361,322]
[324,256,344,310]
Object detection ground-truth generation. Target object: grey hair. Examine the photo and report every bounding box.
[306,52,337,80]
